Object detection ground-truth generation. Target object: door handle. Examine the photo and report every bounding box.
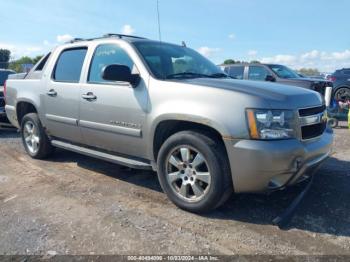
[82,92,97,101]
[47,89,57,97]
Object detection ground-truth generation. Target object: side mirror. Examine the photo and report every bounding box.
[102,64,140,86]
[265,75,276,82]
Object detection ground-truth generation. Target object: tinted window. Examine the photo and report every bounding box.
[89,44,134,83]
[248,66,269,81]
[0,71,15,86]
[53,48,87,82]
[228,66,244,79]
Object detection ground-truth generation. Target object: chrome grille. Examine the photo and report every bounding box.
[298,105,327,140]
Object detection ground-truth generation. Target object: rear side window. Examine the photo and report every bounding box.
[53,48,87,82]
[88,44,134,83]
[228,66,244,79]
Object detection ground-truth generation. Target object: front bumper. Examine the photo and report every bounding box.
[224,129,333,193]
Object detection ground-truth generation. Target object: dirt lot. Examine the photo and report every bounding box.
[0,124,349,255]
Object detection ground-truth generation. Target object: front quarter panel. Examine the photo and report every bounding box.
[146,77,271,158]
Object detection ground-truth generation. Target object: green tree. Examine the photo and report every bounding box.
[0,49,11,69]
[298,68,320,76]
[8,55,43,73]
[223,59,235,65]
[33,55,43,64]
[9,56,32,72]
[250,60,260,64]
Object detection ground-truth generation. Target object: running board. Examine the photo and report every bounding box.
[51,140,152,170]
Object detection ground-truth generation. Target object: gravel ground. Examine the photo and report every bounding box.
[0,124,349,255]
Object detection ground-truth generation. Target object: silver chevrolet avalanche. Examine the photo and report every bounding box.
[5,34,333,213]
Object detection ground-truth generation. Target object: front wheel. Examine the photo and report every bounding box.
[334,87,350,101]
[21,113,53,159]
[157,131,233,213]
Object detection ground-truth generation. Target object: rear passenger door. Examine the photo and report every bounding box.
[43,47,87,143]
[78,43,149,158]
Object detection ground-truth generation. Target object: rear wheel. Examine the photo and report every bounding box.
[21,113,53,159]
[157,131,233,213]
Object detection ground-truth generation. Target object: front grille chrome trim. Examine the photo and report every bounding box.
[299,111,326,127]
[298,105,327,141]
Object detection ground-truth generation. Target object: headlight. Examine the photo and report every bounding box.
[246,109,297,140]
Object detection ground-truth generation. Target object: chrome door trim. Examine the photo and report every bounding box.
[45,114,78,126]
[79,120,141,137]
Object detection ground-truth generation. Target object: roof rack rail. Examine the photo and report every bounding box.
[103,33,147,39]
[66,34,147,44]
[67,38,85,43]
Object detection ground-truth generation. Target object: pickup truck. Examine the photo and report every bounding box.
[5,34,333,213]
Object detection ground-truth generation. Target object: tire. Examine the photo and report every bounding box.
[157,131,233,213]
[327,118,338,128]
[21,113,53,159]
[334,87,350,101]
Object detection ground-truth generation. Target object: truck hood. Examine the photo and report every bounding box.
[182,78,323,109]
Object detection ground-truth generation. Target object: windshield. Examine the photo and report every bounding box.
[267,64,300,79]
[133,41,226,80]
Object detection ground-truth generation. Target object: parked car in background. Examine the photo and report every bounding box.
[0,69,15,124]
[327,68,350,101]
[222,63,333,96]
[5,34,332,213]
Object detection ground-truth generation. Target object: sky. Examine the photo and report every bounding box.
[1,0,349,72]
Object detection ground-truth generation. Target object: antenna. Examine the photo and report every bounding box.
[156,0,162,42]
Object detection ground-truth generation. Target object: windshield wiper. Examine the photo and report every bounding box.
[166,72,230,79]
[165,72,211,79]
[209,73,230,78]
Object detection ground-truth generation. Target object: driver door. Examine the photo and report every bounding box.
[78,43,149,158]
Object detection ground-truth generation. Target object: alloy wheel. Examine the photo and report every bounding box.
[165,146,211,202]
[23,121,40,154]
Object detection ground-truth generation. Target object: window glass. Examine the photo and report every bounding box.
[53,48,87,82]
[88,44,134,83]
[133,42,223,79]
[248,66,269,81]
[229,66,244,79]
[267,64,299,79]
